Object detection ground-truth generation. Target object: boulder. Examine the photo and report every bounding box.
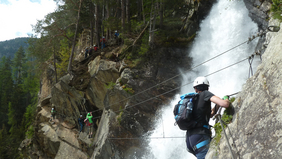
[86,56,120,109]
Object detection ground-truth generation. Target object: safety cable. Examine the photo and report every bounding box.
[216,112,235,159]
[51,52,259,140]
[228,92,240,97]
[87,39,252,115]
[87,26,278,115]
[107,136,185,140]
[220,119,241,159]
[248,56,254,78]
[63,26,278,118]
[75,33,278,159]
[48,26,280,142]
[214,105,238,159]
[91,53,259,121]
[108,136,186,140]
[248,46,265,78]
[82,28,272,115]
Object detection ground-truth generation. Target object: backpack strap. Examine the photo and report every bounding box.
[180,92,197,100]
[203,125,211,129]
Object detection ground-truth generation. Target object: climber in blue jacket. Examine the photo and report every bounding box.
[78,115,84,133]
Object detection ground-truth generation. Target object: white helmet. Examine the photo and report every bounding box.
[193,76,209,87]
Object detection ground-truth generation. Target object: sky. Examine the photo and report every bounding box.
[0,0,57,42]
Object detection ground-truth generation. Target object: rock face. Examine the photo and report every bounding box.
[243,0,271,29]
[19,40,193,158]
[182,0,216,37]
[206,20,282,159]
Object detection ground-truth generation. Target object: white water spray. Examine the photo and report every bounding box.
[143,0,259,158]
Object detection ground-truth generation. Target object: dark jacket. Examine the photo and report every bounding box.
[187,90,214,136]
[78,117,84,124]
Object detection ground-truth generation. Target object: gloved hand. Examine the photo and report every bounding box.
[222,95,229,100]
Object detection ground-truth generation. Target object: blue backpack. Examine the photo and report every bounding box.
[173,92,198,130]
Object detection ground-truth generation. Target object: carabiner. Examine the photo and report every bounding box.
[267,26,280,32]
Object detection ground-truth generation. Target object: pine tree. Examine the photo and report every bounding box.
[0,124,8,159]
[9,47,29,129]
[0,56,14,129]
[12,46,27,84]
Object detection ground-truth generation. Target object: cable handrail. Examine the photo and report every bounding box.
[91,52,260,120]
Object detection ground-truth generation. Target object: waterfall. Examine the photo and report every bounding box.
[142,0,259,158]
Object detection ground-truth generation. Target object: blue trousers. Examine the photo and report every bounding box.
[79,123,83,132]
[186,134,211,159]
[101,42,105,49]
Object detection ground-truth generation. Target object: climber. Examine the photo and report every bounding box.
[100,36,106,49]
[114,30,120,45]
[84,47,89,59]
[114,30,119,39]
[78,115,84,133]
[85,112,94,138]
[88,46,93,56]
[94,45,98,52]
[185,76,230,159]
[50,107,56,122]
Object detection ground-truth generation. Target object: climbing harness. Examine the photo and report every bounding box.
[194,139,210,150]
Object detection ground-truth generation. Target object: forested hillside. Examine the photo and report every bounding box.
[0,45,39,158]
[0,37,29,59]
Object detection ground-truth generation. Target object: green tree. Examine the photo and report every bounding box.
[0,124,9,159]
[57,37,72,76]
[12,46,27,84]
[0,44,41,159]
[0,56,14,129]
[9,46,30,131]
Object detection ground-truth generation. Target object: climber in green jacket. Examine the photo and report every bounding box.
[86,112,93,138]
[50,107,56,122]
